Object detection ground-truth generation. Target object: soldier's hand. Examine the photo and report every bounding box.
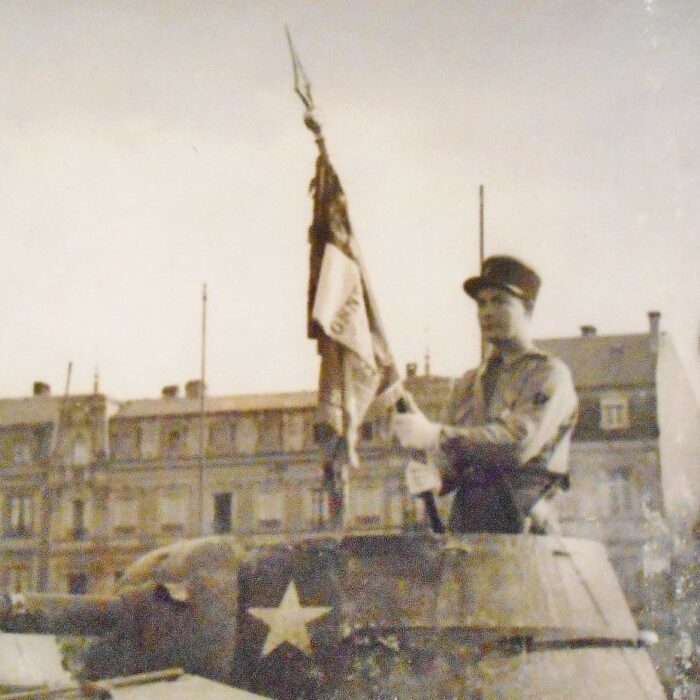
[391,411,441,451]
[396,390,420,414]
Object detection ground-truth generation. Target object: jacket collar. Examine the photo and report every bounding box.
[481,342,548,369]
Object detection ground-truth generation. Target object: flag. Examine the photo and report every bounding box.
[306,141,401,479]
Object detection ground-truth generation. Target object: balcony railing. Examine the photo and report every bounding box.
[257,519,282,531]
[161,523,185,537]
[114,525,137,537]
[4,526,32,539]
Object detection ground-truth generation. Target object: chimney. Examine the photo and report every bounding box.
[161,385,179,399]
[185,379,205,400]
[580,325,597,337]
[406,362,418,379]
[648,311,661,335]
[33,381,51,396]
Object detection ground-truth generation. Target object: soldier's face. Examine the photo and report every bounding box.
[476,287,531,343]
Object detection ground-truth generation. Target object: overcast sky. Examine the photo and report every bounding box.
[1,0,699,402]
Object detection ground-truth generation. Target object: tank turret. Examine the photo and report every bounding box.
[0,533,666,699]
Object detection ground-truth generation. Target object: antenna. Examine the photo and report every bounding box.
[424,326,431,376]
[479,184,485,265]
[479,185,486,359]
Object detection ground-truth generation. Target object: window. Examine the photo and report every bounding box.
[389,493,406,527]
[8,567,31,593]
[353,484,383,527]
[255,491,283,530]
[164,429,185,457]
[158,488,187,535]
[34,426,52,459]
[71,499,86,540]
[140,421,160,459]
[306,488,330,530]
[72,438,90,465]
[600,395,629,430]
[8,495,33,537]
[282,412,306,452]
[209,421,235,456]
[258,413,281,452]
[609,467,637,518]
[68,573,88,594]
[213,493,233,533]
[110,494,138,535]
[234,416,259,454]
[11,443,32,465]
[112,426,142,459]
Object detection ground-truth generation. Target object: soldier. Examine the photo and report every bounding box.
[391,255,578,534]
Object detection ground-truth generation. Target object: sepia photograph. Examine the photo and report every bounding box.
[1,1,699,698]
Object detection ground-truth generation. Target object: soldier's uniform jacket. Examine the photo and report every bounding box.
[436,344,578,533]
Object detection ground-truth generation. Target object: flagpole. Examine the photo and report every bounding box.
[38,361,72,591]
[287,29,346,530]
[479,185,487,361]
[288,29,409,533]
[197,283,207,535]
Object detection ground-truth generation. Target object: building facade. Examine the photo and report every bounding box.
[538,314,700,599]
[0,380,419,595]
[0,386,118,594]
[1,313,699,651]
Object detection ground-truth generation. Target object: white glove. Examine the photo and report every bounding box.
[391,410,441,452]
[528,498,561,535]
[405,458,442,496]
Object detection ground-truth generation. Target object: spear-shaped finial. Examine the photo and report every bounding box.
[285,26,322,137]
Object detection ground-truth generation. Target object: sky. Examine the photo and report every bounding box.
[1,0,699,402]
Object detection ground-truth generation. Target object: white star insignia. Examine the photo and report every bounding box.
[248,579,332,657]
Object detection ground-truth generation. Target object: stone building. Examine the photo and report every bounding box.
[538,313,700,600]
[0,380,415,595]
[1,311,698,630]
[0,384,118,594]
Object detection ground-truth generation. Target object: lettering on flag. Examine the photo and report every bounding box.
[312,243,376,369]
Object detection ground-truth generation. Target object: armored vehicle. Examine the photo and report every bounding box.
[1,532,666,699]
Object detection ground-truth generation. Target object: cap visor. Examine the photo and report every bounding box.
[462,276,484,299]
[462,277,526,300]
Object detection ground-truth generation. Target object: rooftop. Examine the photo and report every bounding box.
[0,330,662,428]
[114,390,318,419]
[0,396,59,428]
[536,333,657,389]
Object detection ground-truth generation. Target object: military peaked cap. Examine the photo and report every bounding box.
[463,255,541,303]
